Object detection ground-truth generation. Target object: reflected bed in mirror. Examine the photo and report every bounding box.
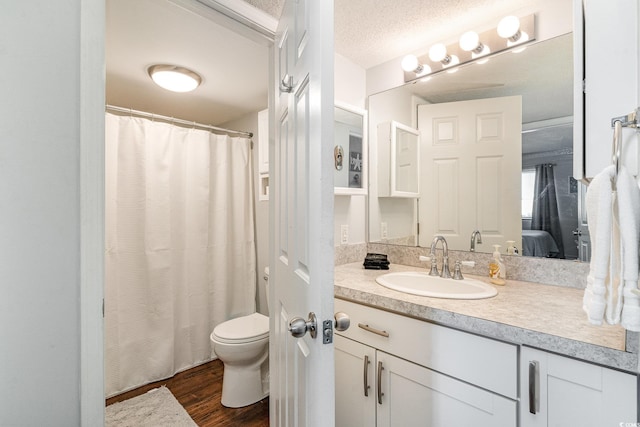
[368,33,589,261]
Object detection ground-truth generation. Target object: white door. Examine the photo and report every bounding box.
[417,96,522,252]
[270,0,335,426]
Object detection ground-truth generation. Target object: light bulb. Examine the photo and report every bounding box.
[459,31,481,52]
[498,16,521,40]
[401,55,420,72]
[428,43,448,63]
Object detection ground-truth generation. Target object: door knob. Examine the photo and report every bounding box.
[334,312,350,331]
[572,230,582,236]
[288,312,317,339]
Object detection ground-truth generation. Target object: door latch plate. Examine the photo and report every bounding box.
[322,319,333,344]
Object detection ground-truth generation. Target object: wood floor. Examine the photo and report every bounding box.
[106,359,269,427]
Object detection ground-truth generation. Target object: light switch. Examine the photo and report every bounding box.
[381,222,388,239]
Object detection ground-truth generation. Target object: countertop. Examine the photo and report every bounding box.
[334,262,638,373]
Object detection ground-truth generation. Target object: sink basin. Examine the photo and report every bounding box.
[375,271,497,300]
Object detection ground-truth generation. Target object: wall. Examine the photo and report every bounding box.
[368,87,423,244]
[0,2,89,425]
[334,53,368,249]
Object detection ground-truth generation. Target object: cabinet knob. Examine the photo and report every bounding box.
[334,312,350,331]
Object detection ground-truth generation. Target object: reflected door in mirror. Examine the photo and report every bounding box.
[417,96,522,251]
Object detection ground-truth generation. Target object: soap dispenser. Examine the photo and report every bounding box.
[489,244,506,285]
[506,240,519,256]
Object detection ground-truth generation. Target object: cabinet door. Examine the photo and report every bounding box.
[377,121,420,198]
[335,335,376,427]
[376,352,516,427]
[521,347,638,427]
[576,0,640,179]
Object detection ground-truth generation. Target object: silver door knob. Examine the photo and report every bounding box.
[334,312,350,331]
[288,312,317,339]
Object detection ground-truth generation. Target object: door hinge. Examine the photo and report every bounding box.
[322,320,333,344]
[417,222,420,235]
[102,298,105,317]
[582,78,586,94]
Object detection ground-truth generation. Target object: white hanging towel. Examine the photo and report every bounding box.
[583,165,640,331]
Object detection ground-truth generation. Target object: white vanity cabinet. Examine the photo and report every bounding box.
[335,298,518,427]
[520,347,638,427]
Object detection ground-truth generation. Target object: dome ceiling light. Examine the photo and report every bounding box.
[147,64,202,93]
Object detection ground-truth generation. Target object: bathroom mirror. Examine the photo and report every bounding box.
[335,102,368,195]
[368,33,585,260]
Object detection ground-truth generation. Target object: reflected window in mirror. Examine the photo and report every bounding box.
[521,169,535,219]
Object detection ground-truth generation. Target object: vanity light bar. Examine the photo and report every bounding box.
[402,14,535,83]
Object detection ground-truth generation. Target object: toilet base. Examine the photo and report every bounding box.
[220,361,269,408]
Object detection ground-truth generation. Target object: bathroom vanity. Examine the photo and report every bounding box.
[334,262,638,427]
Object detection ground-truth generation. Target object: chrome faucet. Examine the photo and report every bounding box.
[429,235,451,279]
[470,230,483,252]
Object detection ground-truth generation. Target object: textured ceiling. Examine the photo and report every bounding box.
[334,0,536,69]
[106,0,270,126]
[243,0,283,18]
[106,0,566,127]
[241,0,539,69]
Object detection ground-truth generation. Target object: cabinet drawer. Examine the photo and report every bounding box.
[335,298,518,399]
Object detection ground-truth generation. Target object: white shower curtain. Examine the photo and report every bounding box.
[104,113,256,397]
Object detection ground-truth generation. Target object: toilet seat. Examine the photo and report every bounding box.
[212,312,269,344]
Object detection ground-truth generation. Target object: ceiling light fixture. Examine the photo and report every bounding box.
[147,64,202,93]
[400,13,535,83]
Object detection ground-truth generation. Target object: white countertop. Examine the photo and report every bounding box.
[334,262,637,372]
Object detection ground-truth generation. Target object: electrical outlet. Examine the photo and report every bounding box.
[340,225,349,245]
[381,222,388,239]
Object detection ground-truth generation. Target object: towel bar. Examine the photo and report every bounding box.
[610,108,640,176]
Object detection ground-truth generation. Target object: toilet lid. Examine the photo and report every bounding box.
[213,313,269,343]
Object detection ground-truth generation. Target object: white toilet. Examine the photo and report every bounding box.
[210,267,270,408]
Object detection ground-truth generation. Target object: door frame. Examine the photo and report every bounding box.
[79,1,277,424]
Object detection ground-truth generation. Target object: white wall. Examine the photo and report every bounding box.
[368,86,422,243]
[334,53,367,246]
[0,2,94,425]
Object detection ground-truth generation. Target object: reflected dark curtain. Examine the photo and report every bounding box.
[531,164,565,258]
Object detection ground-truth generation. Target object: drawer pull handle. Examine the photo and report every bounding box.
[363,355,371,397]
[358,323,389,338]
[529,360,539,414]
[377,361,384,405]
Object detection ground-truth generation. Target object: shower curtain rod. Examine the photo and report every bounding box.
[106,105,253,138]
